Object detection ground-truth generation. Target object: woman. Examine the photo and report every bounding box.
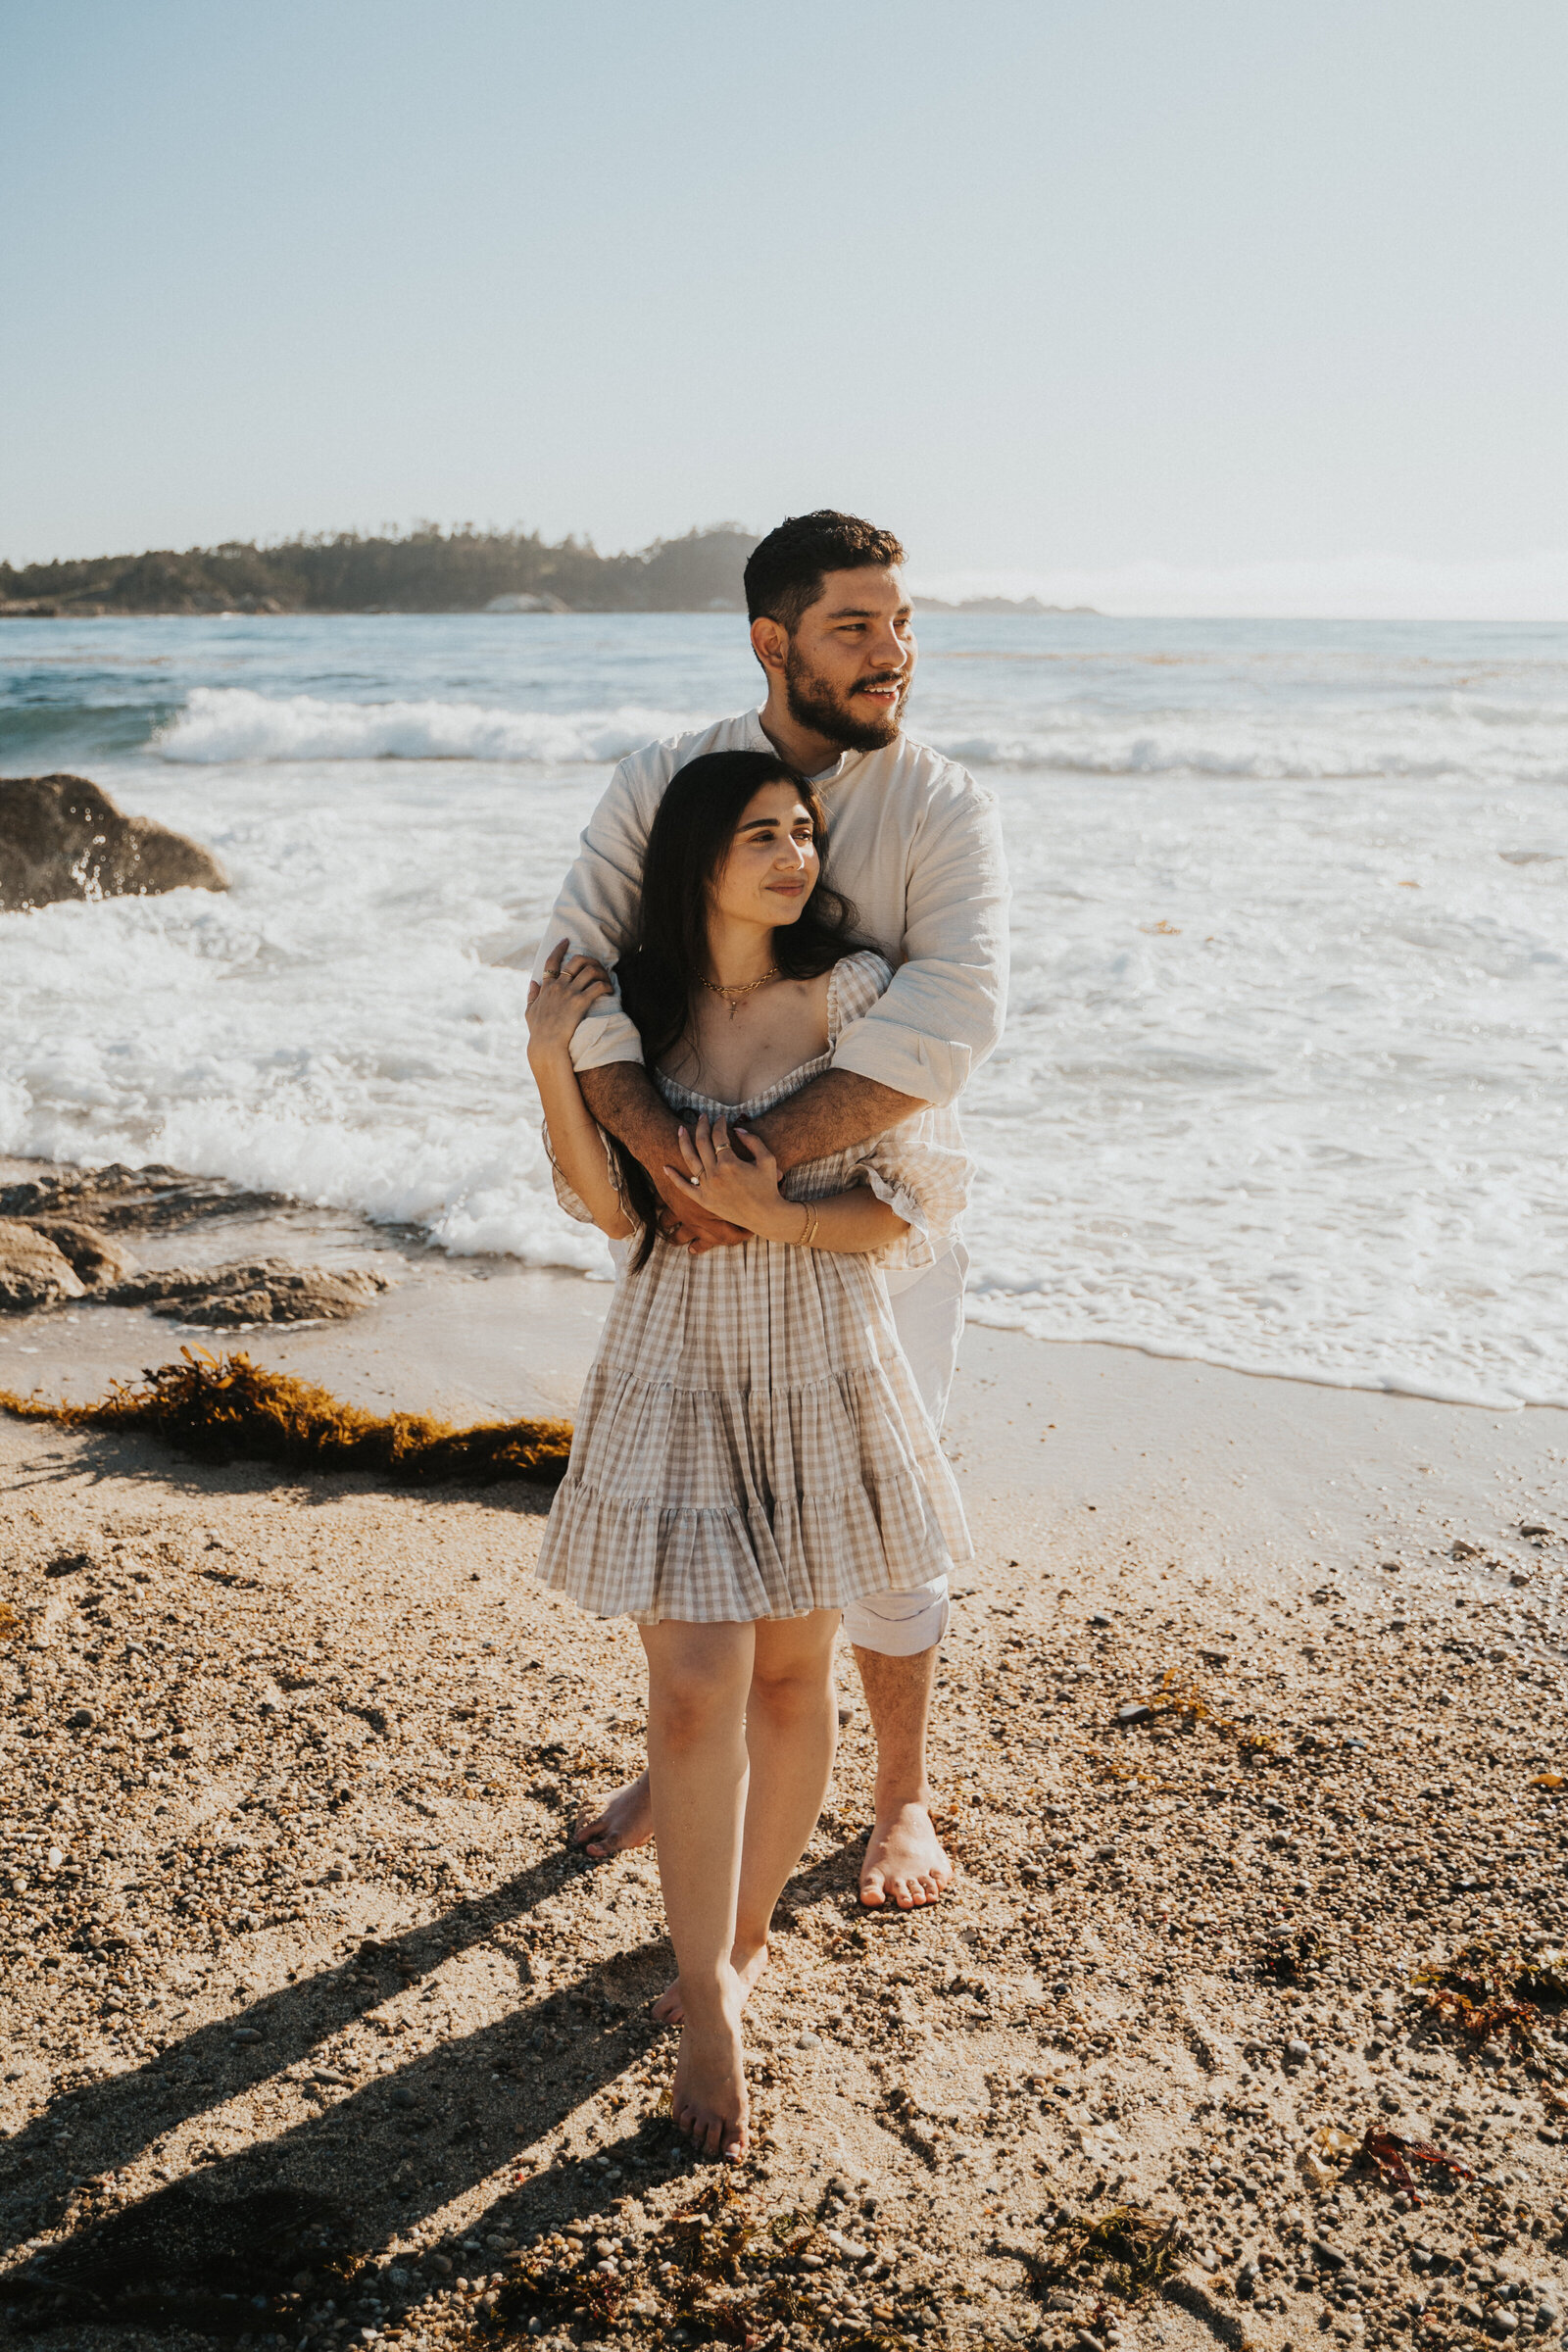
[526,748,970,2162]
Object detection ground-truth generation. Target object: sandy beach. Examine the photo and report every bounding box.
[3,1273,1566,2352]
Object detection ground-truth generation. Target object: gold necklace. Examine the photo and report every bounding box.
[702,967,780,1017]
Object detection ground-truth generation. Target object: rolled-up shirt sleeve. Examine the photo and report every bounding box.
[829,779,1009,1108]
[531,758,656,1073]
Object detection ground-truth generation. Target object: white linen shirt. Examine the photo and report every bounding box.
[535,708,1009,1108]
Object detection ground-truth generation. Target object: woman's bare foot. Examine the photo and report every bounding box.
[572,1771,654,1859]
[858,1800,952,1908]
[670,1999,749,2162]
[653,1940,768,2026]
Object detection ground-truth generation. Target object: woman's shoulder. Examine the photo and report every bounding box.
[827,948,894,1037]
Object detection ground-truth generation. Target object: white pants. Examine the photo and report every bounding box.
[840,1243,966,1658]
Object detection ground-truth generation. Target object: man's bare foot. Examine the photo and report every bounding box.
[572,1771,653,1860]
[653,1940,768,2026]
[859,1800,952,1908]
[670,2002,749,2162]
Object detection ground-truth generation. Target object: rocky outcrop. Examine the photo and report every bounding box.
[0,776,228,911]
[0,1162,284,1232]
[26,1219,139,1290]
[0,1161,396,1324]
[107,1260,391,1326]
[0,1221,87,1309]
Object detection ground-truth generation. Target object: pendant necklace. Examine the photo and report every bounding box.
[703,968,780,1019]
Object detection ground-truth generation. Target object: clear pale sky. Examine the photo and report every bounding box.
[4,0,1566,612]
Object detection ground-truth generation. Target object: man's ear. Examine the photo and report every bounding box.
[751,614,788,676]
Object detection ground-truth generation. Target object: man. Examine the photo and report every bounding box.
[533,510,1008,1907]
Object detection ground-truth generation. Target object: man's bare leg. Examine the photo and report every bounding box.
[854,1642,951,1908]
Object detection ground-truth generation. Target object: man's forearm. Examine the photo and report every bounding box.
[577,1060,747,1250]
[750,1069,924,1174]
[576,1061,679,1167]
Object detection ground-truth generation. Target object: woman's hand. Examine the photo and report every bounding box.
[526,939,612,1063]
[667,1114,797,1241]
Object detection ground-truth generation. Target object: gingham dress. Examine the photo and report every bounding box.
[535,951,974,1625]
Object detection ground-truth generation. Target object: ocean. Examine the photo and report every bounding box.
[2,611,1564,1409]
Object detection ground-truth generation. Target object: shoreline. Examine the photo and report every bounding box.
[4,1231,1565,1586]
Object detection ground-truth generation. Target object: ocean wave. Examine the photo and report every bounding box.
[154,687,710,765]
[146,685,1568,785]
[920,717,1568,782]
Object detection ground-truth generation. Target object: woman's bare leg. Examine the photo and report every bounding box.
[640,1619,754,2161]
[654,1610,840,2025]
[734,1608,841,1972]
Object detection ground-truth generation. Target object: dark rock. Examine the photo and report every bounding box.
[0,1219,87,1309]
[0,1160,286,1232]
[106,1257,392,1325]
[0,775,227,910]
[25,1219,138,1289]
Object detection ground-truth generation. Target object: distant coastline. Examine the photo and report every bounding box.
[0,523,760,619]
[0,525,1098,619]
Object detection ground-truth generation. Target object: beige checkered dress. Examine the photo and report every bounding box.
[535,952,974,1625]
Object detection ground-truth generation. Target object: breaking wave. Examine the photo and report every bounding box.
[149,686,1568,787]
[155,687,709,765]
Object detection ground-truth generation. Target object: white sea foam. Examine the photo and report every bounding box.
[150,683,1568,791]
[155,686,705,765]
[3,612,1565,1410]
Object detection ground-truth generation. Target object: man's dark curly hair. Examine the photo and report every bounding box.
[743,510,906,633]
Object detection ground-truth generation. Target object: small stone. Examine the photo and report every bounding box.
[796,2031,821,2048]
[1116,1703,1153,1726]
[1286,2038,1311,2063]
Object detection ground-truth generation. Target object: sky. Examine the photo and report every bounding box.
[3,1,1567,613]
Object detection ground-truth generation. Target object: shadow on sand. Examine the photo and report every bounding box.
[2,1832,877,2340]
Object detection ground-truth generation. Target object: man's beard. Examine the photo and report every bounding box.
[783,641,908,753]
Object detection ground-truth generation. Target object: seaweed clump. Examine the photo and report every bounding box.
[1410,1938,1565,2056]
[0,1348,572,1486]
[1029,2205,1185,2306]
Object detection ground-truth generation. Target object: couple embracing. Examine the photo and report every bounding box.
[525,511,1008,2162]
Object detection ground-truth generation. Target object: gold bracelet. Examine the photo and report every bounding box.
[798,1203,818,1249]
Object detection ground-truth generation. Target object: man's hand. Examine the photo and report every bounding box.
[576,1062,749,1253]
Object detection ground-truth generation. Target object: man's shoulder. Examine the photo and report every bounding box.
[613,710,763,798]
[883,731,999,816]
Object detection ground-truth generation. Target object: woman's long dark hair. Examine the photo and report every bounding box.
[612,748,862,1264]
